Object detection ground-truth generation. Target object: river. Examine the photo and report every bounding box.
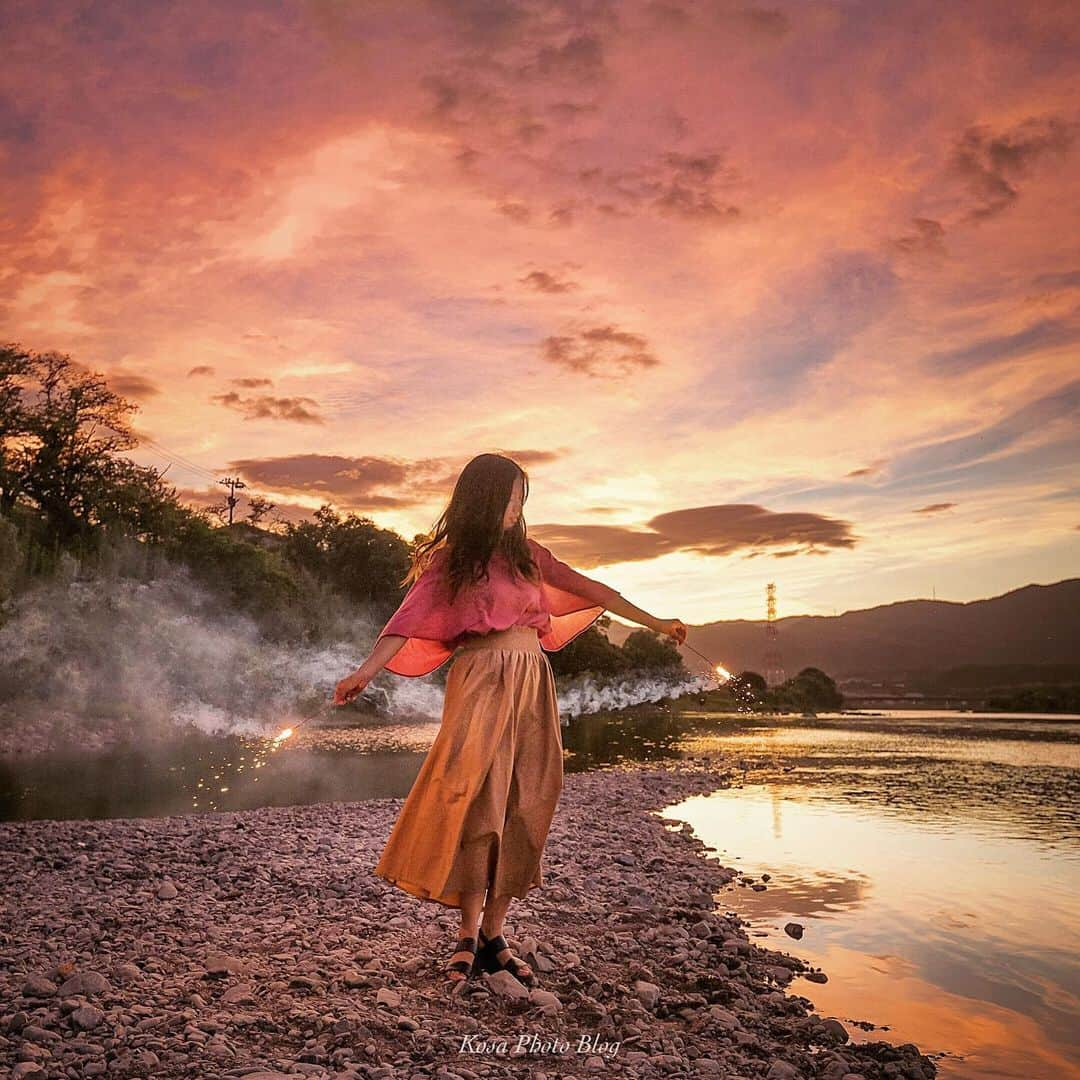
[1,705,1076,1079]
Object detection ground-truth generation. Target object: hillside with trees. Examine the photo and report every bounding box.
[0,344,698,690]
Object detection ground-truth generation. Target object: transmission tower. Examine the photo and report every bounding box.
[763,582,786,686]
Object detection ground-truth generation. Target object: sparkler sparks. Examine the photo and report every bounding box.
[681,641,733,686]
[182,717,318,813]
[679,642,763,714]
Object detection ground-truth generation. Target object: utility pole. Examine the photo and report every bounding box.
[217,476,246,526]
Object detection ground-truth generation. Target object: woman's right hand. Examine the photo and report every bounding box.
[333,667,372,706]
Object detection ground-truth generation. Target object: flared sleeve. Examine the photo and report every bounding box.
[373,548,464,677]
[527,538,623,652]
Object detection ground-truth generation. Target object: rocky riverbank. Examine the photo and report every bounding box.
[0,758,938,1079]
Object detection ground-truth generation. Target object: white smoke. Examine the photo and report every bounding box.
[0,560,709,753]
[556,670,712,721]
[0,562,440,753]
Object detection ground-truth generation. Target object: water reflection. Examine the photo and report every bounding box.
[664,725,1080,1080]
[0,698,718,820]
[0,723,441,820]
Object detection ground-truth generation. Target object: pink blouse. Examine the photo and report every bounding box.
[373,537,623,677]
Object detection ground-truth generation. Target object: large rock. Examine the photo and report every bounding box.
[58,971,112,997]
[69,1004,105,1031]
[20,974,57,998]
[529,988,563,1014]
[484,970,530,1000]
[819,1017,849,1043]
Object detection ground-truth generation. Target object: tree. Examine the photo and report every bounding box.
[280,503,413,613]
[789,667,843,709]
[768,667,844,711]
[0,347,150,542]
[0,344,34,514]
[619,627,684,671]
[246,494,276,526]
[205,500,231,526]
[546,617,630,678]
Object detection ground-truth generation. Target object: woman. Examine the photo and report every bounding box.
[333,453,687,986]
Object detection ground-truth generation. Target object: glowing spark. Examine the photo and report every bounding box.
[273,727,294,744]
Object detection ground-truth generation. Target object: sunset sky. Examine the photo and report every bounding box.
[3,0,1078,622]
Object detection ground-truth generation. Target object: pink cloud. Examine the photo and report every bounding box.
[1,0,1076,617]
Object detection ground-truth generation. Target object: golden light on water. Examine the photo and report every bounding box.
[715,664,732,682]
[183,720,310,813]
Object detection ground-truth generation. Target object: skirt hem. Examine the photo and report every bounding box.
[374,868,541,909]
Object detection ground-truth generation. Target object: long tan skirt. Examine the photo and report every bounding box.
[374,625,564,909]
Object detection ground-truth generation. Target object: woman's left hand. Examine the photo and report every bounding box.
[333,667,372,706]
[655,618,688,645]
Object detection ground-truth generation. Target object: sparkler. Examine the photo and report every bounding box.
[681,640,733,685]
[679,639,763,713]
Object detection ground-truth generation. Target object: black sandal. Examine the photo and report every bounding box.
[446,935,478,982]
[476,928,537,987]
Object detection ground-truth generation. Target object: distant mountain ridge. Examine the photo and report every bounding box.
[606,579,1080,680]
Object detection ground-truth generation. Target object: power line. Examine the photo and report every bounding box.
[137,437,220,482]
[105,426,270,526]
[138,442,217,483]
[139,442,223,485]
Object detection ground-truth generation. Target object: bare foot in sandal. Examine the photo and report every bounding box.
[477,927,536,987]
[446,934,477,982]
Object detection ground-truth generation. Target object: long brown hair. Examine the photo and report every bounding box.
[402,453,540,603]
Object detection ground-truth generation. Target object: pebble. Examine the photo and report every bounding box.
[634,979,660,1009]
[112,962,141,983]
[766,1062,800,1080]
[0,760,935,1080]
[528,988,563,1013]
[11,1064,47,1079]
